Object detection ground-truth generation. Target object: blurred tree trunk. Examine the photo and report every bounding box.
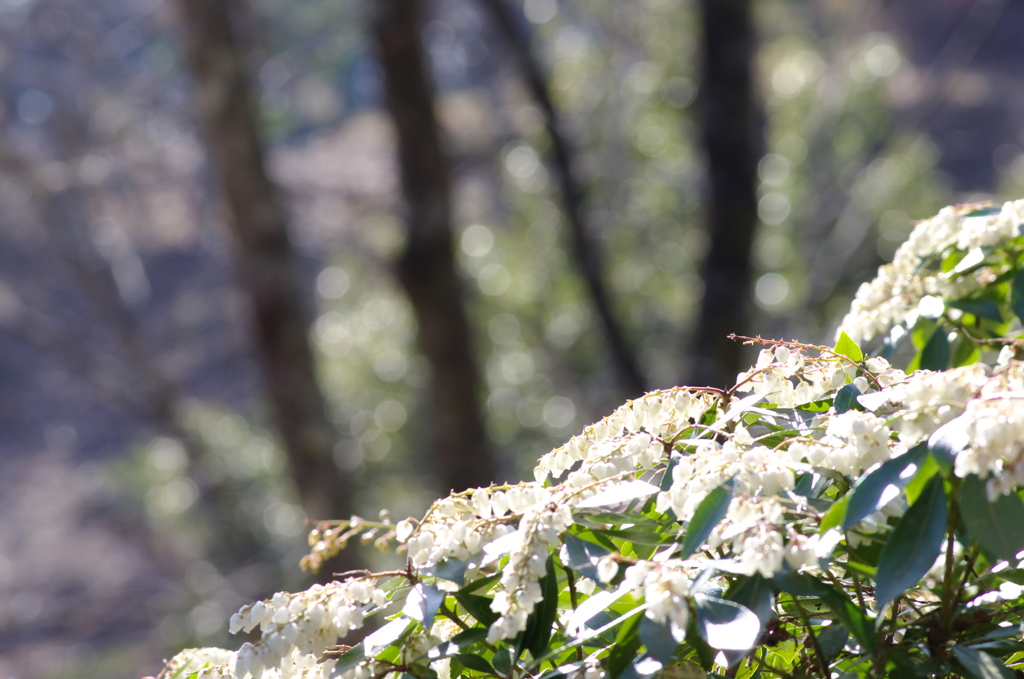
[175,0,351,524]
[482,0,647,398]
[687,0,764,388]
[373,0,496,494]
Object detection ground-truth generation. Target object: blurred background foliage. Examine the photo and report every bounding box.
[0,0,1021,677]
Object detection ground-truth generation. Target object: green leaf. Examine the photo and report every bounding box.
[771,570,876,653]
[726,574,774,629]
[421,558,468,586]
[819,494,850,535]
[576,480,661,510]
[843,444,928,531]
[904,454,942,505]
[364,618,411,655]
[492,647,513,676]
[817,624,848,664]
[949,298,1003,323]
[454,653,495,675]
[1012,270,1024,325]
[951,644,1016,679]
[608,613,644,679]
[875,474,948,609]
[455,593,499,627]
[961,474,1024,561]
[834,383,862,414]
[520,555,559,660]
[834,331,864,362]
[919,326,951,371]
[693,595,760,651]
[679,483,734,558]
[953,335,983,367]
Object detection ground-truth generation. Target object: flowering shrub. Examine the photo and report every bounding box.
[162,200,1024,679]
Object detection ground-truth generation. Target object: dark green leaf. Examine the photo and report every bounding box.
[726,574,774,629]
[817,624,848,664]
[949,298,1003,323]
[693,595,760,651]
[421,558,467,586]
[961,474,1024,561]
[454,653,495,675]
[457,571,501,595]
[834,383,862,414]
[520,555,559,660]
[679,483,733,558]
[953,336,983,367]
[952,644,1016,679]
[492,647,513,676]
[771,570,876,653]
[834,331,864,362]
[455,593,499,627]
[1012,270,1024,325]
[919,326,951,371]
[904,454,942,505]
[875,474,948,609]
[608,614,644,679]
[563,533,612,583]
[843,444,928,531]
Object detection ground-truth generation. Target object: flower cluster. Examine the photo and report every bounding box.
[225,578,386,679]
[838,200,1024,345]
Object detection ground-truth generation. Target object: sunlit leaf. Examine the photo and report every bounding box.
[639,615,684,663]
[576,480,661,510]
[694,594,760,651]
[952,644,1016,679]
[455,653,495,674]
[843,444,928,531]
[875,474,947,609]
[364,617,411,655]
[771,570,876,653]
[834,331,864,362]
[402,584,446,630]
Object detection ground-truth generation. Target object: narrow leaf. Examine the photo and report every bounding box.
[330,645,365,677]
[952,644,1016,679]
[521,555,559,659]
[834,331,864,362]
[454,653,495,674]
[843,444,928,531]
[961,474,1024,561]
[679,483,733,558]
[928,416,969,470]
[949,298,1003,323]
[455,593,499,627]
[875,474,948,609]
[694,595,760,651]
[576,480,661,509]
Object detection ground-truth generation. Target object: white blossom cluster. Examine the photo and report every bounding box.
[788,409,901,478]
[224,578,386,679]
[838,200,1024,345]
[943,362,1024,499]
[887,363,989,444]
[621,560,694,630]
[534,388,716,482]
[161,647,335,679]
